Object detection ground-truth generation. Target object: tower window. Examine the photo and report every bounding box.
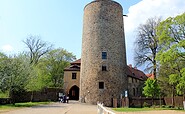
[102,65,107,71]
[102,52,107,59]
[99,82,104,89]
[72,73,77,79]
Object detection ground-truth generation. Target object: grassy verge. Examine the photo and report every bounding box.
[113,107,185,112]
[0,102,51,110]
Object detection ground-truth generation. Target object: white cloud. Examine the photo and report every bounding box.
[124,0,185,65]
[1,44,14,52]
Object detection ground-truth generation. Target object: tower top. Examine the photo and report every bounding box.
[95,0,111,1]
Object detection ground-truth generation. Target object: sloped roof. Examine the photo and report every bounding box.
[146,73,154,79]
[64,64,80,71]
[126,66,147,80]
[71,59,81,65]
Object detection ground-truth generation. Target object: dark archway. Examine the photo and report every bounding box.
[69,85,79,100]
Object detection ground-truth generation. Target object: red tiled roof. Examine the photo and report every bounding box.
[126,66,147,80]
[71,59,81,65]
[146,73,154,79]
[64,64,80,71]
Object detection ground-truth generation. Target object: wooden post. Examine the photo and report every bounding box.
[113,98,117,108]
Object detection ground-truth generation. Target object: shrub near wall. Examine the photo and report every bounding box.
[0,98,11,104]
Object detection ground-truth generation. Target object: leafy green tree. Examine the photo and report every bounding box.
[0,54,32,103]
[157,13,185,99]
[143,78,160,105]
[38,48,76,88]
[134,17,161,79]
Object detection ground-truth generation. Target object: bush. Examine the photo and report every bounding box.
[143,102,150,107]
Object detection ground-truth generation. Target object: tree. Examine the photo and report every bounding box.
[23,35,52,65]
[157,13,185,99]
[0,54,32,103]
[134,17,161,79]
[143,78,160,105]
[38,48,76,88]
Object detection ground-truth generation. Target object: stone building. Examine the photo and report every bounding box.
[80,0,127,106]
[64,59,147,103]
[64,0,147,106]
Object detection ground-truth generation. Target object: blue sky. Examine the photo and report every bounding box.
[0,0,185,71]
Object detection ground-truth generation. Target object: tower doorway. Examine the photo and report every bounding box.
[69,85,79,100]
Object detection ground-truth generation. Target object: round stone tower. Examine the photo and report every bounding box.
[80,0,127,106]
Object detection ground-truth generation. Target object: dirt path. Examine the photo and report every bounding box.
[0,101,97,114]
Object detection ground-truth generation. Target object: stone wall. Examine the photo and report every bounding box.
[80,0,127,106]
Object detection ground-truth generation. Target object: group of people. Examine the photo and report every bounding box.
[59,94,69,103]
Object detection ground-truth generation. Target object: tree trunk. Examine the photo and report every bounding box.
[9,88,15,105]
[172,86,175,107]
[31,91,34,102]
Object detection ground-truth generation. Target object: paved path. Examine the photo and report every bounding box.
[1,101,185,114]
[0,101,97,114]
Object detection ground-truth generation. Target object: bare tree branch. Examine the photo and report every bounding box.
[134,17,161,79]
[23,35,53,65]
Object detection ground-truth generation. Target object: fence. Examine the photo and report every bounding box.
[129,97,165,107]
[97,102,115,114]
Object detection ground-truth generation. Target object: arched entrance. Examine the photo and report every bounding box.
[69,85,79,100]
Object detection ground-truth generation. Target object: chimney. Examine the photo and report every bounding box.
[128,64,132,68]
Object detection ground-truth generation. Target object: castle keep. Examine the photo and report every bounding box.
[80,0,127,106]
[64,0,147,107]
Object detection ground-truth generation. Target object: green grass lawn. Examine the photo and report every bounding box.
[0,102,51,110]
[113,107,185,112]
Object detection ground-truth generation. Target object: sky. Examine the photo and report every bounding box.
[0,0,185,70]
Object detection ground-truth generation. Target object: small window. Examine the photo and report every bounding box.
[136,88,139,95]
[99,82,104,89]
[102,52,107,59]
[133,88,135,96]
[72,73,76,79]
[136,79,138,83]
[102,65,107,71]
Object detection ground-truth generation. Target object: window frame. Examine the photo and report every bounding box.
[99,82,104,89]
[102,65,107,71]
[102,52,107,59]
[72,73,77,79]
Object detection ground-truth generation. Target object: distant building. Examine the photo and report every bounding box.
[146,73,154,79]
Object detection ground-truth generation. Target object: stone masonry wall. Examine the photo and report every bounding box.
[80,0,127,106]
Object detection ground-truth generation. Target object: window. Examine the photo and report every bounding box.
[136,88,139,95]
[102,65,107,71]
[102,52,107,59]
[133,88,135,96]
[99,82,104,89]
[72,73,76,79]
